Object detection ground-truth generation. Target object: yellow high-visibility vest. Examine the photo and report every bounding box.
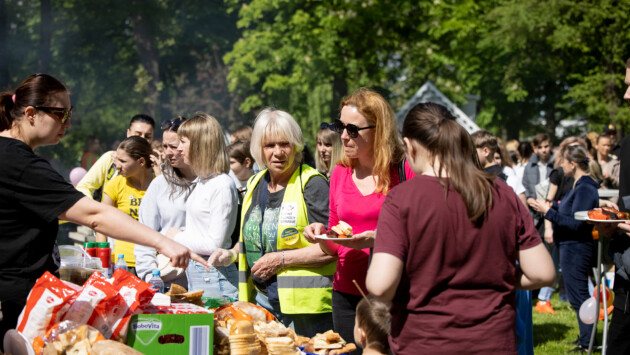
[238,165,334,314]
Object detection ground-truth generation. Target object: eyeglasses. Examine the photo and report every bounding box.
[328,119,375,138]
[161,118,185,131]
[34,106,73,124]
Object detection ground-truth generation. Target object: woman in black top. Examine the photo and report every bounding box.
[0,74,206,348]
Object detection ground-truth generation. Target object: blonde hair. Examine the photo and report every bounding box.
[338,88,404,194]
[356,296,390,353]
[177,112,229,179]
[250,108,304,169]
[315,128,342,176]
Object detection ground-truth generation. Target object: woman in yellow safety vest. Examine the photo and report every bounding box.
[210,108,336,337]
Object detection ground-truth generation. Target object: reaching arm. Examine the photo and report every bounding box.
[60,197,208,268]
[366,252,404,303]
[95,193,115,243]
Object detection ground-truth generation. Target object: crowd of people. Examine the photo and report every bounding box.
[3,59,630,354]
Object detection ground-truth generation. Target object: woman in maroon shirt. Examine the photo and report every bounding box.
[366,102,555,355]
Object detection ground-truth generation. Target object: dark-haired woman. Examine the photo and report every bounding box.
[0,74,203,348]
[531,145,600,352]
[95,136,155,273]
[366,102,555,354]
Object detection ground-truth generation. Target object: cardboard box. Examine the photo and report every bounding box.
[127,313,214,355]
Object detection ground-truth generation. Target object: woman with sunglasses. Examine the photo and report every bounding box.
[315,124,342,179]
[164,113,240,299]
[365,102,554,354]
[135,116,196,288]
[303,88,415,352]
[0,74,204,348]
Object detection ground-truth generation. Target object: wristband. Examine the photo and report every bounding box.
[229,249,237,264]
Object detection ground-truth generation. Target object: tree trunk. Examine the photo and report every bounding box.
[131,10,159,118]
[330,74,347,120]
[38,0,52,73]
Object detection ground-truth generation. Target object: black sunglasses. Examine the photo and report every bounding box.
[161,118,185,131]
[34,106,73,124]
[328,119,375,138]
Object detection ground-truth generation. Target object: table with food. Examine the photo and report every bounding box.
[1,267,355,355]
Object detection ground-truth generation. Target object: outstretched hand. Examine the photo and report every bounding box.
[303,223,327,243]
[208,248,235,267]
[331,230,375,250]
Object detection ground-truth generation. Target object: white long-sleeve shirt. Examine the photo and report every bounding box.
[136,175,188,281]
[174,174,238,256]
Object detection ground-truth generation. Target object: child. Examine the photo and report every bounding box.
[354,296,391,355]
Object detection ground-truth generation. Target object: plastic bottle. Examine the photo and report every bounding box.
[148,270,164,293]
[84,242,97,257]
[97,242,111,277]
[114,254,128,272]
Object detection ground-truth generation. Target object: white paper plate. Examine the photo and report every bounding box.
[314,234,353,241]
[574,210,628,223]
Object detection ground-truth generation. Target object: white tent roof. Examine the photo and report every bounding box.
[395,81,480,134]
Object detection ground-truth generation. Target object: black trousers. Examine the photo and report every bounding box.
[332,290,363,355]
[608,282,630,354]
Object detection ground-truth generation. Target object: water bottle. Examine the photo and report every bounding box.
[148,270,164,293]
[114,254,128,272]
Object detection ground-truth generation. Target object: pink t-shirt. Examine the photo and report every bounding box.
[328,162,415,295]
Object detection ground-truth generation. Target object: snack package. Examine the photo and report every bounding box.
[61,272,127,339]
[107,268,156,338]
[32,321,105,355]
[16,271,78,343]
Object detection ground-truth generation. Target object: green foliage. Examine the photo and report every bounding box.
[3,0,242,172]
[5,0,630,169]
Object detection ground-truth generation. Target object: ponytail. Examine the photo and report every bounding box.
[402,102,494,225]
[0,92,15,131]
[0,74,68,132]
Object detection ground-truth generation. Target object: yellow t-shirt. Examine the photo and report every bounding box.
[103,175,148,267]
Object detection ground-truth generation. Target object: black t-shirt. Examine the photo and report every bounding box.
[549,168,574,201]
[0,137,84,303]
[242,169,329,294]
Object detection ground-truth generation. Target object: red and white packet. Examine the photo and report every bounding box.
[16,271,78,343]
[60,272,125,339]
[106,268,156,338]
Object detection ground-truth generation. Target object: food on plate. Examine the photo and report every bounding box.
[166,283,187,295]
[588,207,630,221]
[265,336,300,355]
[304,330,357,355]
[331,221,353,238]
[165,284,205,306]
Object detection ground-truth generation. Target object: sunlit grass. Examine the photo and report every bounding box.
[533,293,607,354]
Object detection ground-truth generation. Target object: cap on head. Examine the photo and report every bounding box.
[603,123,617,134]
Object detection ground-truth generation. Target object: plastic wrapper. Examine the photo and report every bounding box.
[16,272,78,343]
[32,321,105,355]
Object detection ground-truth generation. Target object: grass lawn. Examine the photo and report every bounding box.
[533,293,608,354]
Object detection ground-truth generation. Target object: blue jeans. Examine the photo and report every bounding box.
[186,261,238,300]
[559,240,595,347]
[255,291,333,338]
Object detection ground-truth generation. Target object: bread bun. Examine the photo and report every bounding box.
[230,320,255,335]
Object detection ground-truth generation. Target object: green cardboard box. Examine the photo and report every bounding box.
[127,313,214,355]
